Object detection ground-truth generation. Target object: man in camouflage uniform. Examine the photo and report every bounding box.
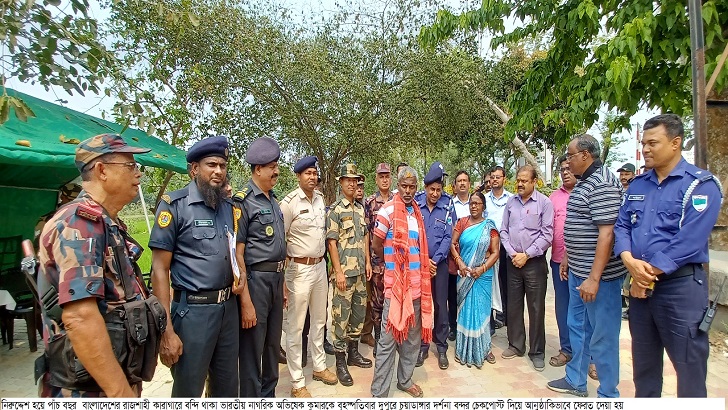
[326,163,373,386]
[37,134,150,397]
[361,163,393,353]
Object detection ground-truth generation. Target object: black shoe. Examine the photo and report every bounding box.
[335,352,353,386]
[493,318,505,329]
[324,339,335,355]
[448,330,456,341]
[347,340,373,368]
[278,347,287,364]
[416,350,428,367]
[437,352,449,369]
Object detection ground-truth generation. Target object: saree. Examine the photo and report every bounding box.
[455,218,497,368]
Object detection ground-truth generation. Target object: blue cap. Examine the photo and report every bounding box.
[186,136,229,163]
[294,155,318,174]
[245,137,280,165]
[423,161,447,185]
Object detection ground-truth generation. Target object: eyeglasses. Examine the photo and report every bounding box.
[102,161,143,172]
[470,202,484,207]
[559,167,572,173]
[566,150,586,161]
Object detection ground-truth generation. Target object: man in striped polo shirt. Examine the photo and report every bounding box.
[370,166,433,398]
[547,134,626,398]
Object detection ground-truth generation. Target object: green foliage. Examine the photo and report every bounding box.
[1,0,116,123]
[420,0,728,145]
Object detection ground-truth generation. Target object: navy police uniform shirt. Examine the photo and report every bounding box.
[234,180,286,266]
[149,181,235,292]
[414,190,453,264]
[614,158,723,274]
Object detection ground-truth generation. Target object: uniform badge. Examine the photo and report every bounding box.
[692,195,708,212]
[233,207,242,234]
[158,211,173,228]
[265,225,274,236]
[161,194,171,204]
[630,213,638,225]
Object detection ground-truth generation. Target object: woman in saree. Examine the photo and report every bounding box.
[450,191,501,368]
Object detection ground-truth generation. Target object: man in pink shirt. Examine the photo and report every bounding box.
[548,155,576,368]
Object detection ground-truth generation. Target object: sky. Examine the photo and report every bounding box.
[6,0,685,175]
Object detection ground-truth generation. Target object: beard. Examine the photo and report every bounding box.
[196,176,226,209]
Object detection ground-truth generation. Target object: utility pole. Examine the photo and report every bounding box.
[688,0,707,169]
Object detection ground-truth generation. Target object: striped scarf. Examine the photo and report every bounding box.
[386,193,433,344]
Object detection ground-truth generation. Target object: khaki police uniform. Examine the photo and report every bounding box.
[281,186,328,389]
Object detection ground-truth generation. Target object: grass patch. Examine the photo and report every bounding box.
[124,215,154,274]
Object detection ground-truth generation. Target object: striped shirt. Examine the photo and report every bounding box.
[564,162,627,281]
[373,202,422,299]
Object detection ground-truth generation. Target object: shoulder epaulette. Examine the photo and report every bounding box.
[233,186,250,202]
[281,190,297,204]
[165,187,189,203]
[75,202,102,222]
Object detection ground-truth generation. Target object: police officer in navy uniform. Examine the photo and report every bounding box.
[149,136,239,397]
[614,114,723,397]
[233,137,287,397]
[414,162,453,370]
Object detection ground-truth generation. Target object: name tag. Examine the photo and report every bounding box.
[435,218,446,224]
[260,208,272,215]
[627,195,645,201]
[341,216,353,221]
[300,209,309,214]
[194,219,214,227]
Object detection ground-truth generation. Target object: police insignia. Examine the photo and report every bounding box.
[692,195,708,212]
[161,194,171,204]
[233,207,242,234]
[265,225,274,236]
[158,211,173,228]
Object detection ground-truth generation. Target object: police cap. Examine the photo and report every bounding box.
[186,136,229,163]
[245,137,281,165]
[294,155,318,174]
[424,161,447,185]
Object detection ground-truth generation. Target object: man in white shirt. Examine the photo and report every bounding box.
[447,170,471,340]
[485,166,512,329]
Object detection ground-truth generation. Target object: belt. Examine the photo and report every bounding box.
[658,263,700,281]
[173,287,232,304]
[288,256,324,265]
[248,261,285,273]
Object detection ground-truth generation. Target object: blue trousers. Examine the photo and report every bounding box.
[550,260,571,356]
[564,272,622,397]
[629,266,709,397]
[421,261,449,353]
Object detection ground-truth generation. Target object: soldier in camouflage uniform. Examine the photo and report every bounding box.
[361,163,394,353]
[37,134,150,397]
[326,163,373,386]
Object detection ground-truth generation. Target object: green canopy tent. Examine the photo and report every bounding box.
[0,88,187,241]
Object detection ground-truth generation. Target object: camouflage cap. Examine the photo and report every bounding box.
[336,163,360,180]
[75,134,150,172]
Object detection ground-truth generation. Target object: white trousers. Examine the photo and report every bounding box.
[285,260,328,388]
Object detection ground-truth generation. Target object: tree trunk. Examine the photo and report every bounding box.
[485,96,545,181]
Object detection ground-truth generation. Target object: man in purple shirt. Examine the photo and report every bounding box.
[500,165,554,372]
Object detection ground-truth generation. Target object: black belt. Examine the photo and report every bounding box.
[658,263,700,281]
[173,287,232,304]
[248,261,285,273]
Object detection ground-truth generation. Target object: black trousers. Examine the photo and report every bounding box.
[239,270,284,397]
[421,261,449,353]
[448,269,457,333]
[506,255,547,360]
[170,296,239,397]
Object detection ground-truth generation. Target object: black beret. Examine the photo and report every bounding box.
[424,161,446,185]
[245,137,281,165]
[187,136,229,163]
[294,156,318,173]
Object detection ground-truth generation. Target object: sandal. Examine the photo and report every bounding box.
[397,383,423,398]
[549,351,572,367]
[588,363,599,381]
[486,352,496,364]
